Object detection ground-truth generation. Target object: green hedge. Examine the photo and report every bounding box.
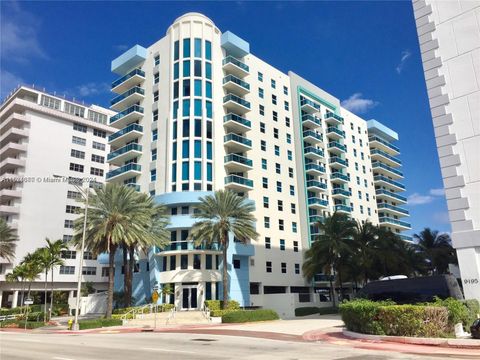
[205,300,240,311]
[222,309,279,323]
[0,320,45,329]
[78,318,122,330]
[464,299,480,325]
[112,303,174,315]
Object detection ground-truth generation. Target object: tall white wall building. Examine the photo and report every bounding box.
[0,86,115,307]
[412,0,480,300]
[106,13,411,310]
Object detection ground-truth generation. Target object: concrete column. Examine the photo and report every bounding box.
[0,291,3,307]
[11,290,18,308]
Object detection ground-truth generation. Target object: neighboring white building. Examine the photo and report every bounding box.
[106,12,410,310]
[0,86,115,308]
[412,0,480,300]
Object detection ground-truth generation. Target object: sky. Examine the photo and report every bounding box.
[0,0,451,236]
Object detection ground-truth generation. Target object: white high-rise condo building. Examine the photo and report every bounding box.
[412,0,480,300]
[0,86,114,308]
[105,12,411,312]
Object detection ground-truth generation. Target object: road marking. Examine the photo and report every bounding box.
[141,347,197,354]
[52,357,76,360]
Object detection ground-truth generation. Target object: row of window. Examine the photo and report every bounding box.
[258,106,291,127]
[265,261,300,275]
[172,99,213,119]
[174,38,212,61]
[172,140,213,160]
[161,254,220,272]
[261,178,295,195]
[265,238,299,252]
[263,217,297,232]
[41,95,108,124]
[263,198,297,213]
[72,136,106,151]
[61,250,96,260]
[256,72,289,95]
[69,162,104,176]
[59,265,102,276]
[173,79,212,100]
[73,123,106,138]
[71,149,105,163]
[172,119,213,140]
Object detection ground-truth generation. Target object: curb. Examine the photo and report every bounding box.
[342,329,480,349]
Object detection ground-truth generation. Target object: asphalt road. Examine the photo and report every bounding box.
[0,331,461,360]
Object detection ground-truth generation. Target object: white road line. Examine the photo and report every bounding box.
[141,347,197,354]
[52,357,76,360]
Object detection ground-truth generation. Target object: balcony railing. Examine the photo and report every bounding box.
[223,113,251,128]
[302,114,321,127]
[304,146,324,157]
[108,123,143,142]
[307,180,327,189]
[326,126,345,138]
[372,161,403,177]
[331,172,349,182]
[334,204,352,212]
[224,133,252,147]
[369,135,400,153]
[223,94,251,109]
[110,105,144,125]
[373,175,405,190]
[224,154,252,167]
[308,197,329,207]
[329,157,347,166]
[305,163,326,173]
[223,75,250,91]
[300,98,321,111]
[303,130,323,142]
[110,86,145,106]
[106,163,141,180]
[224,174,253,187]
[376,189,407,202]
[332,188,351,197]
[107,143,142,161]
[111,69,145,89]
[379,217,411,228]
[377,203,409,215]
[309,215,324,224]
[328,141,346,152]
[222,55,249,73]
[371,149,402,166]
[324,112,344,124]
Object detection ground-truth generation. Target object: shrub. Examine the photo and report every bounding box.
[463,299,480,326]
[160,304,175,312]
[222,309,279,323]
[431,297,469,330]
[205,300,240,311]
[78,318,122,330]
[295,307,319,317]
[0,320,45,329]
[340,299,394,335]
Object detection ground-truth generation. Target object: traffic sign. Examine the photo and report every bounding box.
[24,299,33,305]
[151,291,159,303]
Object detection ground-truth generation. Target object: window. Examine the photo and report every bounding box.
[272,94,277,105]
[72,136,86,146]
[284,101,289,111]
[233,259,241,269]
[90,167,104,177]
[152,129,158,141]
[362,165,366,174]
[263,196,269,208]
[206,254,213,270]
[154,55,160,66]
[194,38,202,57]
[91,154,104,163]
[359,139,363,147]
[261,158,267,170]
[360,205,364,214]
[368,207,372,216]
[290,185,295,196]
[180,254,188,270]
[73,123,87,132]
[153,110,158,122]
[295,263,300,274]
[60,266,74,275]
[273,128,279,139]
[258,72,263,81]
[266,261,272,273]
[259,104,265,116]
[170,256,176,270]
[277,200,283,211]
[288,167,294,178]
[281,262,286,274]
[361,152,365,160]
[183,60,190,77]
[61,250,76,259]
[364,179,368,188]
[283,86,288,95]
[291,203,296,214]
[260,122,265,133]
[205,40,212,60]
[194,60,202,77]
[265,237,271,249]
[292,222,297,233]
[275,163,281,174]
[286,134,291,144]
[93,129,106,138]
[66,205,79,214]
[206,81,212,98]
[276,181,282,192]
[279,219,284,231]
[287,150,292,160]
[275,145,280,156]
[293,241,298,252]
[366,193,370,201]
[41,95,60,110]
[101,267,109,277]
[182,140,189,158]
[82,266,96,275]
[92,141,105,151]
[183,38,191,57]
[271,79,276,89]
[261,140,266,151]
[264,217,270,228]
[64,220,74,228]
[65,103,85,117]
[88,110,107,124]
[352,135,356,144]
[194,254,201,269]
[67,190,80,199]
[151,169,157,182]
[258,88,264,98]
[206,63,212,79]
[280,239,285,250]
[83,251,95,260]
[154,72,159,84]
[69,163,84,173]
[71,149,85,159]
[273,111,278,122]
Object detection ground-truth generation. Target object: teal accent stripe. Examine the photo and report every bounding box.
[297,86,338,115]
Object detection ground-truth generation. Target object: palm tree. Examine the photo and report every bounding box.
[0,218,17,262]
[5,264,29,310]
[190,190,258,309]
[350,221,379,285]
[302,212,356,307]
[160,284,173,304]
[33,247,51,321]
[74,184,169,317]
[414,228,456,275]
[45,239,67,320]
[20,252,43,301]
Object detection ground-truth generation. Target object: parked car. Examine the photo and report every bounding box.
[471,319,480,339]
[356,275,464,304]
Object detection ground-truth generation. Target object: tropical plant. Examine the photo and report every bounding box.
[33,247,51,322]
[44,239,67,320]
[0,218,17,262]
[190,190,258,309]
[19,252,43,301]
[5,264,29,311]
[303,212,356,306]
[414,228,456,275]
[73,184,169,317]
[160,284,173,304]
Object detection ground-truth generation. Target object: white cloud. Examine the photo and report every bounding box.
[75,82,110,97]
[429,188,445,196]
[341,93,379,114]
[396,50,411,74]
[407,188,446,206]
[113,44,129,52]
[0,70,24,99]
[432,211,450,224]
[0,2,47,63]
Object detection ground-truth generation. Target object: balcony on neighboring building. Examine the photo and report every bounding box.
[379,217,411,230]
[106,163,141,182]
[108,123,143,147]
[377,203,409,217]
[223,113,251,133]
[224,133,252,152]
[372,161,403,179]
[107,143,143,166]
[222,55,249,78]
[329,156,347,169]
[224,154,253,172]
[368,135,400,156]
[0,127,29,148]
[0,157,26,173]
[224,174,253,191]
[308,197,329,210]
[332,188,351,199]
[327,141,346,154]
[326,126,345,140]
[0,113,29,133]
[110,86,145,112]
[370,149,402,167]
[304,146,324,160]
[223,94,251,114]
[309,215,324,224]
[306,180,327,192]
[334,204,352,213]
[0,204,20,216]
[376,189,407,204]
[330,172,349,184]
[303,130,323,144]
[373,175,405,192]
[398,234,413,242]
[302,114,321,129]
[0,189,22,201]
[0,143,27,159]
[111,69,146,94]
[324,112,344,125]
[223,75,250,96]
[109,105,144,129]
[305,163,326,176]
[300,98,321,114]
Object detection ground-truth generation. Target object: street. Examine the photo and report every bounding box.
[0,331,469,360]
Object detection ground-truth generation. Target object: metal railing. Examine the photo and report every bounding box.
[166,306,176,325]
[202,304,211,322]
[120,304,152,322]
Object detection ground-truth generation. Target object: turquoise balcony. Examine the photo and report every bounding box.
[108,123,143,146]
[326,126,345,140]
[302,114,321,129]
[224,133,252,152]
[108,143,142,165]
[376,189,407,204]
[371,149,402,167]
[309,215,324,224]
[225,174,253,191]
[379,217,411,230]
[223,75,250,95]
[125,183,140,192]
[372,161,403,179]
[369,135,400,155]
[329,156,347,168]
[324,112,344,125]
[304,146,324,160]
[331,172,349,183]
[223,113,251,132]
[377,203,409,216]
[300,98,321,113]
[373,175,405,191]
[111,69,145,94]
[222,55,249,78]
[106,163,141,182]
[110,86,145,111]
[334,204,352,213]
[332,188,351,198]
[109,105,144,128]
[224,154,253,172]
[305,163,325,175]
[223,93,251,114]
[308,197,329,209]
[307,180,327,191]
[398,234,413,242]
[328,141,346,154]
[303,130,323,144]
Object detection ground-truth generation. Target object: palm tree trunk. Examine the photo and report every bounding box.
[222,232,229,309]
[106,245,116,318]
[49,268,54,322]
[330,277,336,308]
[44,269,48,322]
[122,247,129,307]
[338,271,344,302]
[20,280,25,308]
[128,246,135,307]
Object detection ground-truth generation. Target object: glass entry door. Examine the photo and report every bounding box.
[182,286,198,310]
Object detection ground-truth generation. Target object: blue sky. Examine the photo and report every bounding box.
[0,1,450,235]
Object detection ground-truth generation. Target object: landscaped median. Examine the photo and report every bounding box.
[205,300,279,323]
[78,318,123,330]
